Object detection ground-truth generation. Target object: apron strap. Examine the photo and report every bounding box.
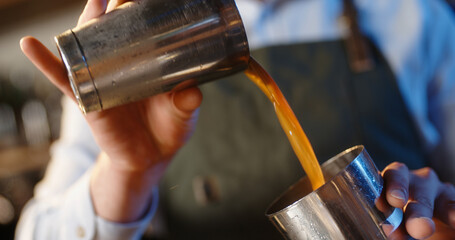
[341,0,375,72]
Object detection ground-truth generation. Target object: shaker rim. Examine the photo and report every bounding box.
[54,30,102,113]
[265,145,366,216]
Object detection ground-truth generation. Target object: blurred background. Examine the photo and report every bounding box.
[0,0,85,238]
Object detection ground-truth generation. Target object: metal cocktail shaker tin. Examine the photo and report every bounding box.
[55,0,249,113]
[266,146,403,240]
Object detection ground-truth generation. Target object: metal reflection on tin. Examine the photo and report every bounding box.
[55,0,249,113]
[266,146,403,240]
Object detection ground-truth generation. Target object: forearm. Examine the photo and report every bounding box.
[90,152,160,223]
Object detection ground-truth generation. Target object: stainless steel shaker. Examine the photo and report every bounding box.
[55,0,249,113]
[266,146,403,240]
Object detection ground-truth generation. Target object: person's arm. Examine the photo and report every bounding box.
[16,97,160,240]
[357,0,455,185]
[423,0,455,185]
[16,0,202,238]
[363,1,455,238]
[392,1,455,238]
[20,0,201,223]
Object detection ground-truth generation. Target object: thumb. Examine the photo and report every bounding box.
[171,87,203,138]
[146,86,202,159]
[173,86,203,114]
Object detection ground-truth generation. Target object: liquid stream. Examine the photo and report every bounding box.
[245,58,325,190]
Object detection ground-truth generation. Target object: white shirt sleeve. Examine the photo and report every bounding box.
[15,97,158,240]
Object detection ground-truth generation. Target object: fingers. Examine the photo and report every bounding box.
[19,37,75,101]
[405,216,435,239]
[22,0,109,103]
[106,0,129,13]
[173,87,203,114]
[405,167,440,239]
[171,86,203,129]
[382,164,453,239]
[383,162,410,208]
[387,224,409,240]
[131,87,202,159]
[78,0,108,26]
[434,183,455,228]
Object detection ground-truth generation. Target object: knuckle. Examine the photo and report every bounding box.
[383,162,408,177]
[393,162,407,170]
[415,167,437,180]
[389,176,408,188]
[414,197,434,211]
[389,162,406,170]
[383,163,409,186]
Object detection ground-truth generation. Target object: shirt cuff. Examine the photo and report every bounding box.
[94,187,159,240]
[61,169,159,240]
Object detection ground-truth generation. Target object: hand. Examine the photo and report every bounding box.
[20,0,202,222]
[382,163,455,239]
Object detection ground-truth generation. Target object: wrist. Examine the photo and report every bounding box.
[90,152,162,222]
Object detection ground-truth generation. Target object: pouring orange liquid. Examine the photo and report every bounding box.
[245,58,325,190]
